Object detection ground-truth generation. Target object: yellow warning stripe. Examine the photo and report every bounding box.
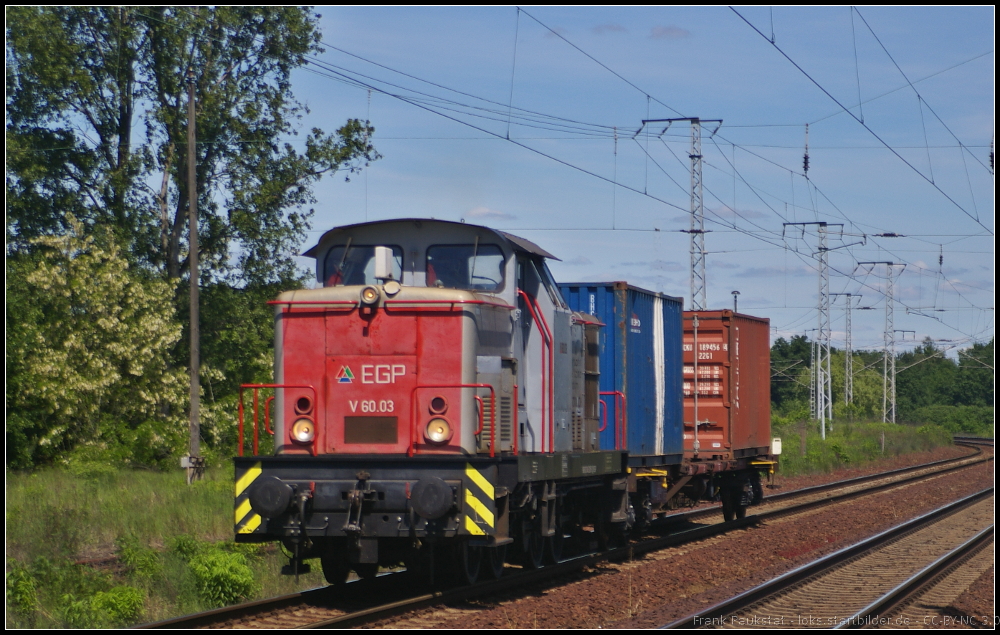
[464,463,494,499]
[237,514,261,534]
[464,488,495,527]
[234,498,253,526]
[235,461,262,497]
[464,515,485,536]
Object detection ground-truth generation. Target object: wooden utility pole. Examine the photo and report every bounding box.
[185,69,204,484]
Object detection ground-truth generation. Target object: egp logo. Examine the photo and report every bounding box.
[361,364,406,384]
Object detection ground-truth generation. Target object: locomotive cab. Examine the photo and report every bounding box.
[234,219,624,584]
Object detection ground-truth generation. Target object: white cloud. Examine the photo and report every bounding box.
[464,206,516,221]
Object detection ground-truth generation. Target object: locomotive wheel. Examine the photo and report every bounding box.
[486,544,507,579]
[734,503,747,520]
[320,556,351,585]
[523,528,545,569]
[546,529,565,564]
[454,542,483,585]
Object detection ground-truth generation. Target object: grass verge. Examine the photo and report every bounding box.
[5,466,323,628]
[771,420,954,477]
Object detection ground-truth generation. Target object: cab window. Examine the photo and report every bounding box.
[426,244,505,291]
[324,245,403,286]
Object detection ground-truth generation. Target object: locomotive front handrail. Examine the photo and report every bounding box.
[263,396,275,435]
[238,384,318,457]
[600,390,627,450]
[266,299,359,311]
[383,298,516,311]
[598,398,608,433]
[409,384,497,457]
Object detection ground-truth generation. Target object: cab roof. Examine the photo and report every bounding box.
[301,218,559,261]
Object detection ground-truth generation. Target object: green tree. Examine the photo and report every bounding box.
[830,350,884,420]
[895,338,958,419]
[770,335,812,412]
[953,339,993,407]
[6,6,378,285]
[6,218,188,469]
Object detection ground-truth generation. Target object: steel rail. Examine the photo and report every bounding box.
[835,524,994,629]
[661,487,994,629]
[662,441,986,525]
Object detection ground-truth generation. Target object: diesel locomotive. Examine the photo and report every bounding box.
[233,218,778,584]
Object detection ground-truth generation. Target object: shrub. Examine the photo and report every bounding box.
[116,536,162,581]
[62,593,102,628]
[169,534,206,561]
[6,560,38,625]
[91,586,145,626]
[188,550,259,608]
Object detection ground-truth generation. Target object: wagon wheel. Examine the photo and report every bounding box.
[721,491,736,522]
[354,563,380,580]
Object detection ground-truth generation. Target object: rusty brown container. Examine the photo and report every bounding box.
[683,310,771,460]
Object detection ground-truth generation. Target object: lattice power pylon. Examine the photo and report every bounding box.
[857,262,904,423]
[785,222,846,439]
[639,117,721,312]
[831,293,859,406]
[688,120,706,310]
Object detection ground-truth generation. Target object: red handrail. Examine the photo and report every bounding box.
[267,300,358,318]
[517,289,554,453]
[473,396,485,435]
[512,384,519,456]
[409,384,496,457]
[598,398,608,433]
[600,390,627,450]
[263,396,275,435]
[384,298,515,311]
[238,384,318,456]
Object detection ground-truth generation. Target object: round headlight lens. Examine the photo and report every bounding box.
[424,418,452,444]
[291,418,315,443]
[360,286,379,305]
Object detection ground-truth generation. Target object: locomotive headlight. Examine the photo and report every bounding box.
[424,417,452,444]
[360,285,379,305]
[291,417,315,443]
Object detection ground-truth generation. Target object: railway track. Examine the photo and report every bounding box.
[664,488,994,629]
[666,440,989,526]
[139,445,991,629]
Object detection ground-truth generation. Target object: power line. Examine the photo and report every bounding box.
[729,6,993,237]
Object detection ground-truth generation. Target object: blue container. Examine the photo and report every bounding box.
[559,282,684,466]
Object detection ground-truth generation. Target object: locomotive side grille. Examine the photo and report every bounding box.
[500,396,512,443]
[572,411,583,449]
[477,395,512,451]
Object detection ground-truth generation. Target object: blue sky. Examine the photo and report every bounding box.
[289,6,994,355]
